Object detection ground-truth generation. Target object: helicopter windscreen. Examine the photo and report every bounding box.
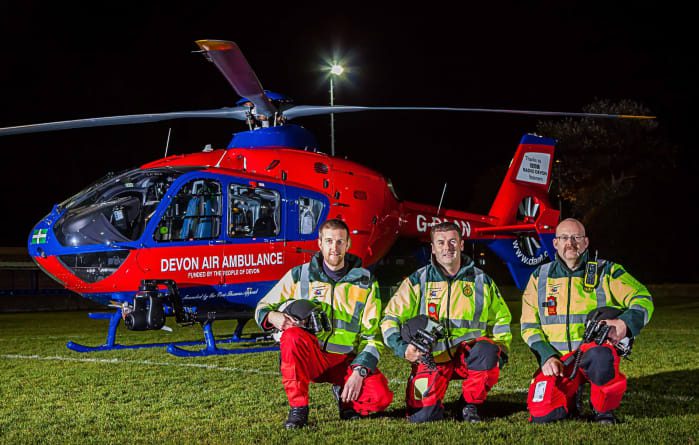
[53,167,191,246]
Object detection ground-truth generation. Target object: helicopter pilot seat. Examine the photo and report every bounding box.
[230,205,252,236]
[180,192,218,240]
[253,205,276,237]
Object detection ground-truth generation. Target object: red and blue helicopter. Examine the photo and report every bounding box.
[0,40,653,357]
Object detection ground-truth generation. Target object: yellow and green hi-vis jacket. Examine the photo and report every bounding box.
[381,255,512,363]
[255,252,383,371]
[521,250,654,366]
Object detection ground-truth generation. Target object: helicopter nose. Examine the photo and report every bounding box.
[27,204,62,257]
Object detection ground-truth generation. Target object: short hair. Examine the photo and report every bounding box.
[318,218,350,239]
[430,221,462,241]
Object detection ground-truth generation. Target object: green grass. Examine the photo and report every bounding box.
[1,294,698,444]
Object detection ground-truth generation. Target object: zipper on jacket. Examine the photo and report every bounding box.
[566,275,572,352]
[445,278,454,359]
[323,281,336,352]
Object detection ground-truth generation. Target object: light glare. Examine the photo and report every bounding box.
[330,64,344,76]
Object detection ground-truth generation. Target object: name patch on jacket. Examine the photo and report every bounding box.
[311,285,328,297]
[428,287,442,300]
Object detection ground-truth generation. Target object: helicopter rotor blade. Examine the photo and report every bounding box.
[0,108,248,136]
[283,105,656,120]
[0,103,655,137]
[195,40,277,119]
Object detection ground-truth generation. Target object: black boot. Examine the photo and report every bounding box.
[462,404,481,423]
[284,406,309,429]
[331,384,361,420]
[569,385,585,418]
[593,410,618,425]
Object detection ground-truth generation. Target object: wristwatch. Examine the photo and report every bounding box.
[354,366,369,377]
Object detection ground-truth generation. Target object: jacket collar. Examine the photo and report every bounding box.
[429,253,475,281]
[553,249,589,275]
[309,251,363,283]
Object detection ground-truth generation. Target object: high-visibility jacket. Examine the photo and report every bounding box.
[255,252,383,371]
[381,255,512,363]
[521,251,654,366]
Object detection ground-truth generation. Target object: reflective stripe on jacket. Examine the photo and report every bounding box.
[520,250,654,366]
[381,255,512,363]
[255,252,383,371]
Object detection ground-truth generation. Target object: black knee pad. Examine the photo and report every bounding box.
[530,406,567,424]
[408,404,444,423]
[466,341,499,370]
[581,346,615,385]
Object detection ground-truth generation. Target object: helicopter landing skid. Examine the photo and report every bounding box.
[65,310,278,355]
[166,321,278,357]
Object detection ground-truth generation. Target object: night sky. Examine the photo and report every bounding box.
[1,2,696,280]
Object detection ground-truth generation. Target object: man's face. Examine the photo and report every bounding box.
[431,229,464,269]
[552,220,589,264]
[318,228,351,270]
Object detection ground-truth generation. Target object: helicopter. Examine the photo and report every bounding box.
[0,40,654,357]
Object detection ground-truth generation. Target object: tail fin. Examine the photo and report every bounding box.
[395,134,559,289]
[475,134,560,288]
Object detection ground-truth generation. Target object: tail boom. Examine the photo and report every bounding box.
[398,201,496,242]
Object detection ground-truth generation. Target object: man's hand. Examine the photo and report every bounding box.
[542,356,564,377]
[266,311,298,331]
[341,369,365,402]
[604,319,628,344]
[404,344,424,363]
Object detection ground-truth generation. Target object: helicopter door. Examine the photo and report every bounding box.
[153,178,223,243]
[222,181,286,288]
[135,177,226,294]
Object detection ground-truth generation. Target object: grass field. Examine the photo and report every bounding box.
[1,292,697,444]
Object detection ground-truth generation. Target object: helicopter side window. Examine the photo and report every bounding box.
[299,197,323,235]
[154,179,222,242]
[229,184,280,238]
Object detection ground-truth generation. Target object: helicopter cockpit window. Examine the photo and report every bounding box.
[53,168,185,247]
[299,197,323,235]
[154,179,222,242]
[229,184,280,238]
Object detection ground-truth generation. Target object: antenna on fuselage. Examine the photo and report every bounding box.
[437,182,447,215]
[164,127,172,157]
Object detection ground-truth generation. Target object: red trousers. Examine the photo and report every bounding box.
[527,342,627,423]
[279,327,393,415]
[406,337,500,420]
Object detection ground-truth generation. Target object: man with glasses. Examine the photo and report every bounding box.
[521,218,654,424]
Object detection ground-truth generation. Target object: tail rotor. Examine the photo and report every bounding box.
[516,196,543,257]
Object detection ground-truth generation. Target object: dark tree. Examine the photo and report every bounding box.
[536,99,674,226]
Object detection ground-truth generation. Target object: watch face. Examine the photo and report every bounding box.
[357,367,368,377]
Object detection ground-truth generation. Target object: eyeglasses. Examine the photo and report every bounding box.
[555,235,586,243]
